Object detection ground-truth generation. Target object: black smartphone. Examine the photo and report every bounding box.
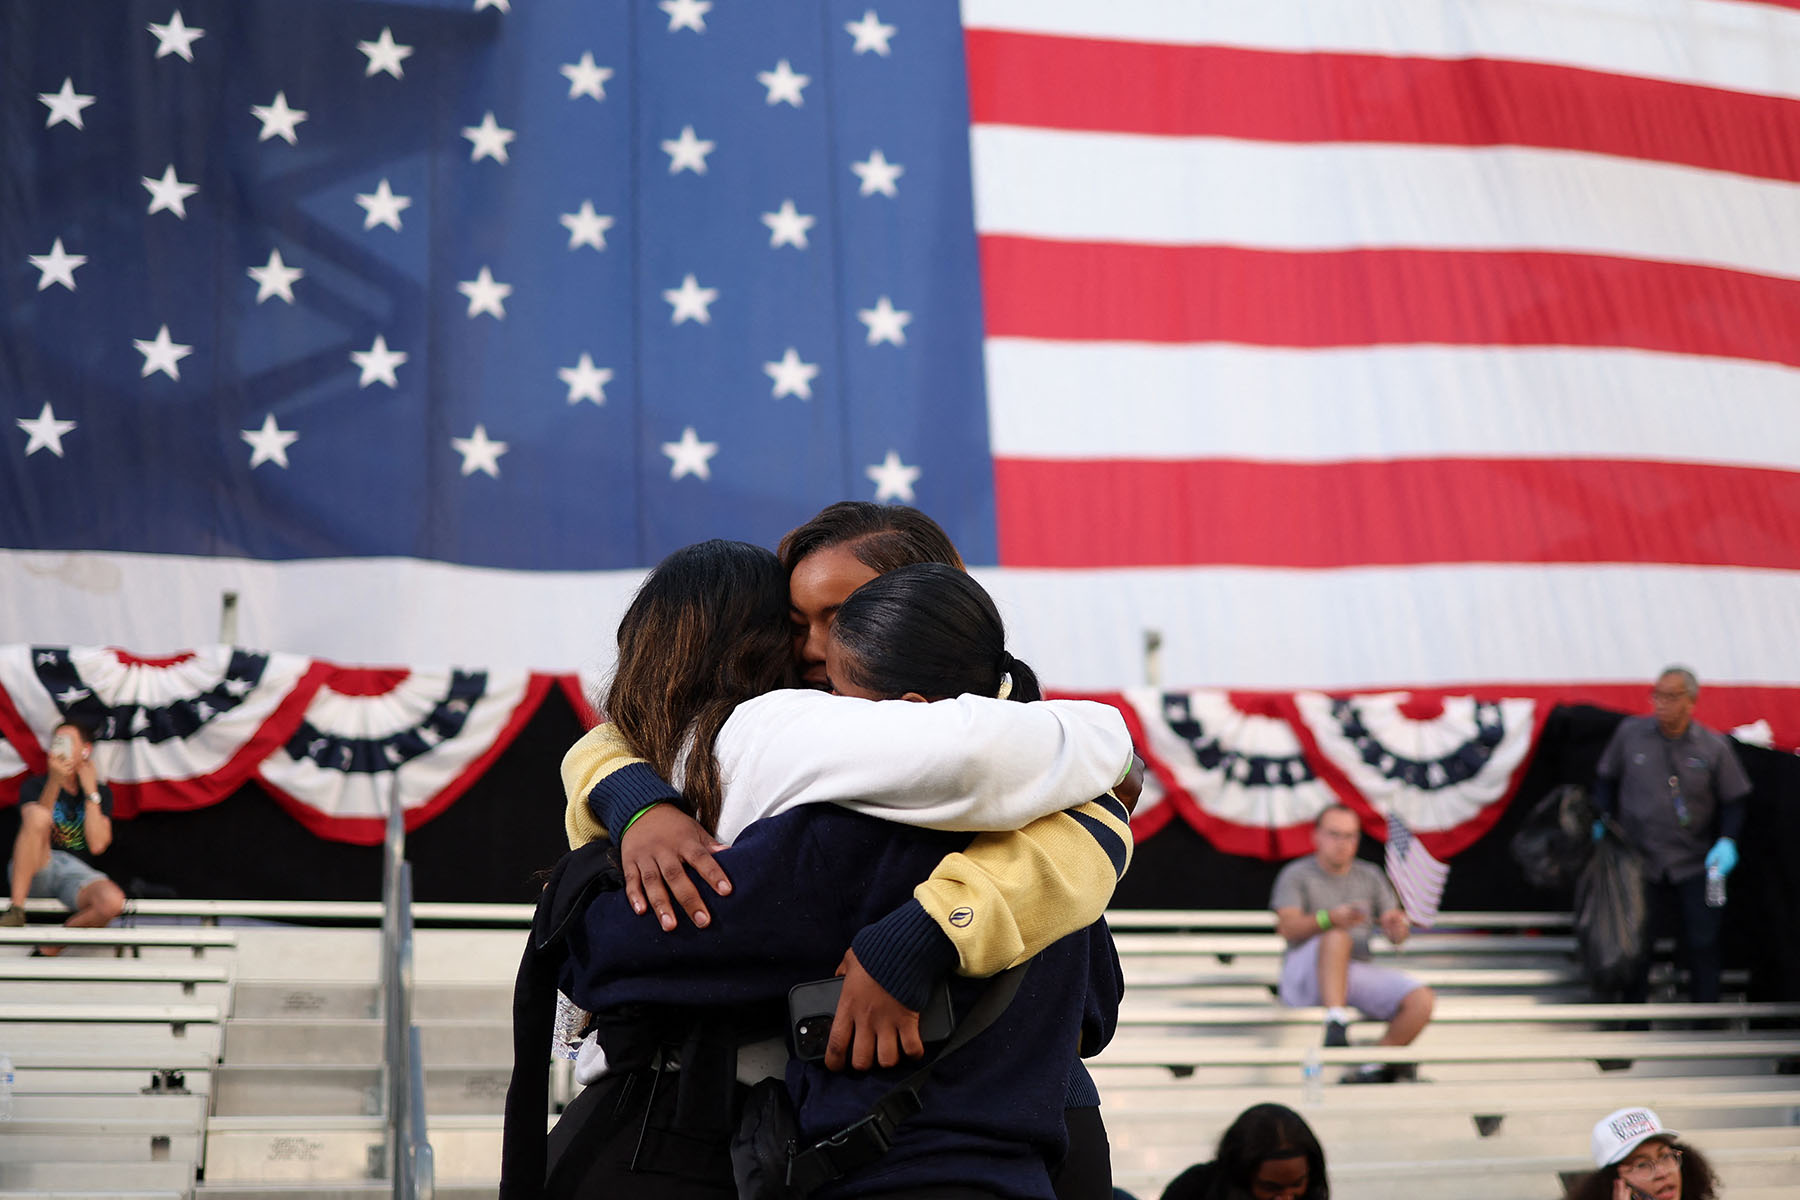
[787,977,955,1063]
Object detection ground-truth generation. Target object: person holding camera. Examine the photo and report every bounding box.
[3,718,126,938]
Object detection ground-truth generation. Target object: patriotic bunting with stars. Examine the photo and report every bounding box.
[256,665,553,845]
[1081,687,1547,861]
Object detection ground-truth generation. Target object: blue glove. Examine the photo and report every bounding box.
[1705,837,1738,878]
[1591,819,1606,843]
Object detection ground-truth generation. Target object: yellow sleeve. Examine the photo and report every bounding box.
[560,723,645,849]
[911,793,1133,977]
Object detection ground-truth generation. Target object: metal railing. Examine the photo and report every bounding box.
[380,779,434,1200]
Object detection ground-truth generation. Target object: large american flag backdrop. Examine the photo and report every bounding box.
[6,0,1800,791]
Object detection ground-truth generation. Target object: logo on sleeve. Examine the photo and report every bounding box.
[948,907,974,928]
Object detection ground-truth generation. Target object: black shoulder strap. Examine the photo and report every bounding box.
[784,963,1030,1195]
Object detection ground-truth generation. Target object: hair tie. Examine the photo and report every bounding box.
[996,672,1014,701]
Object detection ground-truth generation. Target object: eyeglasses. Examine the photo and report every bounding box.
[1620,1147,1683,1180]
[1649,690,1690,703]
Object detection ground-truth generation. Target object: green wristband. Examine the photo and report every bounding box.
[620,802,663,838]
[1316,908,1331,931]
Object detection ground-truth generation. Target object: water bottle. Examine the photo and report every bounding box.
[1705,865,1727,908]
[0,1053,13,1121]
[1300,1044,1324,1105]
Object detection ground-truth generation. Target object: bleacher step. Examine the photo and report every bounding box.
[203,1116,502,1185]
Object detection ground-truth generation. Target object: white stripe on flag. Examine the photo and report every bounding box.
[984,341,1800,468]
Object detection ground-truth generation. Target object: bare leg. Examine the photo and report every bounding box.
[1379,986,1436,1046]
[67,878,125,929]
[1315,928,1352,1008]
[9,805,52,908]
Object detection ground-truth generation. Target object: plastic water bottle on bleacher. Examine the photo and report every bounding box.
[0,1052,13,1120]
[1300,1044,1324,1105]
[1705,864,1727,908]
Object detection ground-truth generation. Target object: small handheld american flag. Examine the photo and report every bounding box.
[1385,811,1450,929]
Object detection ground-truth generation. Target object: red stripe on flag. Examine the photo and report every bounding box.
[979,237,1800,368]
[993,457,1800,569]
[965,31,1800,184]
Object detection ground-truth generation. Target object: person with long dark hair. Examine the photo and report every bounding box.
[1159,1104,1329,1200]
[524,542,1122,1199]
[1567,1108,1718,1200]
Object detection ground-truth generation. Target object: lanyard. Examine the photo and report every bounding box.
[1664,739,1692,829]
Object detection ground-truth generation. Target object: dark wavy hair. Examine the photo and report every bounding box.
[1565,1138,1717,1200]
[1215,1103,1328,1200]
[603,540,796,833]
[776,501,965,575]
[828,563,1040,704]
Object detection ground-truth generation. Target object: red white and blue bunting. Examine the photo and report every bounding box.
[0,645,579,845]
[1075,688,1546,860]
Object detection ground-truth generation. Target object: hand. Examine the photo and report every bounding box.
[1612,1174,1636,1200]
[47,754,74,787]
[1705,837,1739,878]
[617,804,731,931]
[1380,908,1411,945]
[76,761,99,795]
[1114,754,1146,814]
[824,949,923,1072]
[1328,904,1369,930]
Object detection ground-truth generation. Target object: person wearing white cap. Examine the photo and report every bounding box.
[1567,1107,1718,1200]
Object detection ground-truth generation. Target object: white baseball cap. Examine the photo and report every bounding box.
[1591,1107,1679,1168]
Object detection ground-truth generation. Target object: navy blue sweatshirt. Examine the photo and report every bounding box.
[561,806,1122,1200]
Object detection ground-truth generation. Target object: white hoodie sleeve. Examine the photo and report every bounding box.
[710,689,1132,844]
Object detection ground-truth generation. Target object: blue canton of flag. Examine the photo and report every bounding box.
[2,0,997,571]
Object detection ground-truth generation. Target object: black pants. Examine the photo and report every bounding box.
[1052,1105,1113,1200]
[1626,873,1722,1003]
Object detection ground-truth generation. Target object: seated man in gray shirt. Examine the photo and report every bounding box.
[1270,804,1435,1082]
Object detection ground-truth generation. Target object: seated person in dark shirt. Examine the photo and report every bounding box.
[1160,1103,1328,1200]
[4,718,126,938]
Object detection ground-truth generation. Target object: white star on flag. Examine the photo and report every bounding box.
[143,164,198,218]
[16,403,77,458]
[248,248,304,304]
[221,677,252,697]
[845,10,897,56]
[561,52,613,100]
[251,91,308,144]
[662,125,716,174]
[559,354,613,406]
[761,200,814,249]
[758,60,809,106]
[660,0,711,33]
[134,325,193,380]
[663,274,719,325]
[662,426,719,480]
[56,687,91,706]
[147,11,205,61]
[851,149,903,197]
[39,78,96,130]
[560,201,613,250]
[474,0,511,10]
[351,334,408,388]
[462,112,516,163]
[355,178,411,231]
[764,348,820,400]
[357,27,413,79]
[458,267,513,319]
[858,296,911,345]
[240,413,299,469]
[28,239,86,291]
[451,425,508,477]
[866,450,920,502]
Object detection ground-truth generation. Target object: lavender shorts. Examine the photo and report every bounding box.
[1279,935,1424,1021]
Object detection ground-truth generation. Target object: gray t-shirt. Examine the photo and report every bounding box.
[1270,856,1397,962]
[1597,716,1751,883]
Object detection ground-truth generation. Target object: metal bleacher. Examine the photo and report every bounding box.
[4,903,1797,1200]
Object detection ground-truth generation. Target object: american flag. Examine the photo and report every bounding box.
[4,1,1799,742]
[1384,810,1450,929]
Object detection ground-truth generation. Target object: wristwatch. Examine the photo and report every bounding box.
[86,792,101,805]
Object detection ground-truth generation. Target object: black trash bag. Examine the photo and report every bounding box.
[1573,825,1649,995]
[1510,783,1597,890]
